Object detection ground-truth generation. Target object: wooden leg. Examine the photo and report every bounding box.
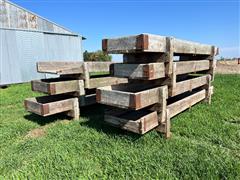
[66,98,79,120]
[156,109,171,138]
[204,75,212,104]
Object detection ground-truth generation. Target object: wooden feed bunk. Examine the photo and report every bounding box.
[24,61,127,119]
[97,34,218,138]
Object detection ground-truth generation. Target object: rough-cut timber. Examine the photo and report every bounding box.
[175,60,210,75]
[112,63,165,80]
[103,34,217,55]
[171,75,209,97]
[86,62,113,72]
[37,61,113,75]
[105,109,158,134]
[24,95,79,118]
[37,62,83,75]
[167,89,206,118]
[97,84,166,110]
[31,79,85,95]
[85,77,128,89]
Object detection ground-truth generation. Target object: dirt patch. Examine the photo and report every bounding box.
[24,120,71,139]
[25,128,46,138]
[216,60,240,74]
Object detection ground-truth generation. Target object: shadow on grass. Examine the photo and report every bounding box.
[24,104,143,140]
[24,113,71,126]
[79,104,143,140]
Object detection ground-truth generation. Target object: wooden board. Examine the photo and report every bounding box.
[86,62,113,72]
[168,89,206,118]
[112,63,165,80]
[24,95,79,117]
[37,62,113,75]
[103,34,216,55]
[175,60,210,75]
[31,79,85,95]
[105,109,158,134]
[171,75,209,97]
[96,84,166,110]
[86,77,128,89]
[37,62,83,75]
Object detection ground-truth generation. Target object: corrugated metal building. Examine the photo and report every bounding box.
[0,0,84,85]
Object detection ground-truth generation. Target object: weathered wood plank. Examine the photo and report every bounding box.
[171,75,209,97]
[112,63,165,80]
[86,77,128,89]
[96,85,166,110]
[168,89,206,118]
[105,109,158,134]
[24,95,79,118]
[31,79,85,95]
[175,60,210,75]
[103,34,215,55]
[37,62,83,75]
[86,62,113,72]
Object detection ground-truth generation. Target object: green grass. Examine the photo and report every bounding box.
[0,74,239,179]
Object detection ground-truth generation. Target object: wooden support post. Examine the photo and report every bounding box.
[208,46,217,81]
[154,85,171,138]
[83,63,90,89]
[156,109,171,139]
[165,37,174,76]
[204,75,212,104]
[168,63,176,97]
[66,98,80,120]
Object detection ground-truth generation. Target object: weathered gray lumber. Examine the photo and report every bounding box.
[171,75,209,97]
[31,79,85,95]
[104,109,158,134]
[24,96,79,118]
[96,85,166,110]
[208,46,218,81]
[86,62,113,72]
[86,77,128,89]
[204,75,212,104]
[112,63,165,80]
[37,62,83,75]
[155,109,171,138]
[168,89,206,118]
[175,60,210,75]
[103,34,216,55]
[37,61,113,75]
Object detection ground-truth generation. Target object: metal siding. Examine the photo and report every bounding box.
[0,0,73,34]
[0,29,83,85]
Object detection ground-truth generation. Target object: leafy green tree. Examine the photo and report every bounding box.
[84,50,112,62]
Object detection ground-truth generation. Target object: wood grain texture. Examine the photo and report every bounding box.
[31,79,85,95]
[168,89,206,118]
[97,85,166,110]
[87,77,128,89]
[24,96,79,117]
[175,60,210,75]
[103,34,215,55]
[104,109,158,134]
[171,75,209,97]
[112,63,165,80]
[37,61,83,75]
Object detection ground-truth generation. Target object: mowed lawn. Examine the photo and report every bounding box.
[0,74,239,179]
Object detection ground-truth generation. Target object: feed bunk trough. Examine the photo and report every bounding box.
[25,61,128,119]
[97,34,218,138]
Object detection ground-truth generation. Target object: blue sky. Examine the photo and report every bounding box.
[12,0,239,60]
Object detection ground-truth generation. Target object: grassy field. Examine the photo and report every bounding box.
[0,74,239,179]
